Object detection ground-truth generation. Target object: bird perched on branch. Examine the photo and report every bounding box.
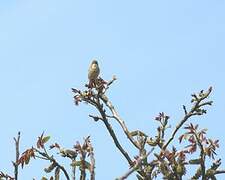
[88,60,100,87]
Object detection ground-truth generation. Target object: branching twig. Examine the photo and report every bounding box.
[99,94,140,149]
[89,114,103,122]
[97,104,133,166]
[13,132,20,180]
[163,113,192,150]
[0,171,14,180]
[35,148,70,180]
[163,87,212,150]
[74,78,134,166]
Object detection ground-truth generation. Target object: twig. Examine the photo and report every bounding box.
[13,132,20,180]
[99,94,140,149]
[73,84,133,166]
[102,75,117,93]
[34,155,49,160]
[89,114,103,121]
[214,170,225,175]
[163,112,192,150]
[0,171,14,180]
[35,148,70,180]
[90,146,95,180]
[163,87,212,150]
[97,105,133,166]
[182,105,187,115]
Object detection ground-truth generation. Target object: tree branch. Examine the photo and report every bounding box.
[97,104,133,166]
[73,84,133,166]
[163,87,212,150]
[99,94,140,149]
[89,145,95,180]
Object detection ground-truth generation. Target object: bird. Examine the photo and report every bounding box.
[88,60,100,87]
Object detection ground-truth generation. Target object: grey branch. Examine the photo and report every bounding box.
[99,94,140,149]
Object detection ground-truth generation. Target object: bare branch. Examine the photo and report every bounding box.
[99,94,140,149]
[12,132,20,180]
[97,105,133,166]
[73,78,134,166]
[214,170,225,175]
[182,105,187,115]
[163,113,192,150]
[89,114,103,122]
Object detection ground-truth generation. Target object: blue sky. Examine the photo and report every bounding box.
[0,0,225,179]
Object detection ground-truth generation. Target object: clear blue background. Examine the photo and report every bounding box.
[0,0,224,179]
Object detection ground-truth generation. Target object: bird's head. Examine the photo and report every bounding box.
[92,60,98,65]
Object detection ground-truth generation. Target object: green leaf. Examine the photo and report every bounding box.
[42,136,51,144]
[41,177,48,180]
[71,160,82,167]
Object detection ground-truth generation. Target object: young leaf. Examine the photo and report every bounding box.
[42,136,51,144]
